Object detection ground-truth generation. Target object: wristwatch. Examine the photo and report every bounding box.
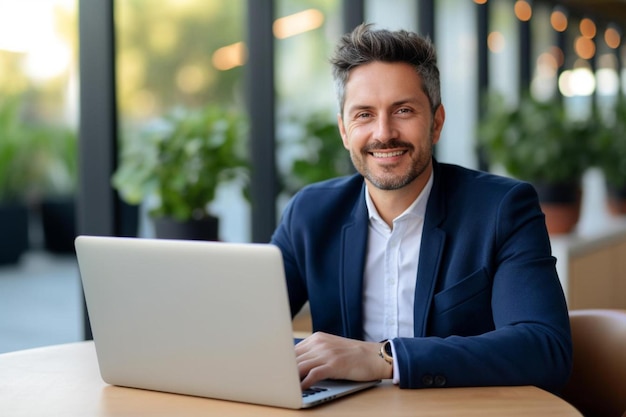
[379,340,393,365]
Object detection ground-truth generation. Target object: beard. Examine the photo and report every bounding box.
[349,134,434,191]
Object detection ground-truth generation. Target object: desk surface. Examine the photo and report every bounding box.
[0,341,582,417]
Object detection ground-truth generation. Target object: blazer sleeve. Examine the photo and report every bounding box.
[270,194,309,318]
[393,182,572,394]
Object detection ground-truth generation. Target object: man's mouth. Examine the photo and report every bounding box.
[370,150,406,158]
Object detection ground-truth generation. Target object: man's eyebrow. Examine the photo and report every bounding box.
[345,104,373,113]
[391,98,419,107]
[346,98,419,114]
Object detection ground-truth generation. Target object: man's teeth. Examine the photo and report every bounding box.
[372,151,404,158]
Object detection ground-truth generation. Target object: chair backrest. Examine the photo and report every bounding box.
[561,309,626,417]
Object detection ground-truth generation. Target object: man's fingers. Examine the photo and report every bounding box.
[296,350,330,384]
[299,364,334,390]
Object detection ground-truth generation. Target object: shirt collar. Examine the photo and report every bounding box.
[365,171,434,225]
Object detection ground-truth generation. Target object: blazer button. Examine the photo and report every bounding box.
[421,374,434,386]
[434,375,447,387]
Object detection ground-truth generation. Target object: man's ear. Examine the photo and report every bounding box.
[337,113,349,150]
[431,104,446,145]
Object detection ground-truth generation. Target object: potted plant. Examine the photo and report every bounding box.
[37,126,78,254]
[112,104,249,241]
[0,98,35,264]
[280,111,352,196]
[477,92,593,234]
[594,96,626,215]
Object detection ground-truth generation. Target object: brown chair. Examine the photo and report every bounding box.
[561,309,626,417]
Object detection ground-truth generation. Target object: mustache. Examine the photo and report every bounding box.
[363,139,414,152]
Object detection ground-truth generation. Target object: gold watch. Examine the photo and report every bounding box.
[379,340,393,365]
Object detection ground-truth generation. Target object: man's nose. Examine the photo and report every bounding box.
[374,115,397,142]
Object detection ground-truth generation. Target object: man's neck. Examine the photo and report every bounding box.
[366,168,433,227]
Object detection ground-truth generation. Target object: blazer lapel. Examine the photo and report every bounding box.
[413,226,446,336]
[413,160,447,337]
[339,185,369,340]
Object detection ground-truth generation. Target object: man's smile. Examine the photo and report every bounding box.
[371,150,407,158]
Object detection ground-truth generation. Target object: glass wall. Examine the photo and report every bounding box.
[530,2,559,101]
[274,0,345,212]
[0,0,78,253]
[488,0,520,107]
[365,0,417,31]
[437,0,479,169]
[0,0,81,353]
[115,0,249,242]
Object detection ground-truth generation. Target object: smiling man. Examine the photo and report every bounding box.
[270,23,572,393]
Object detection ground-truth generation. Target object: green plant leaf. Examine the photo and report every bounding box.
[477,92,593,184]
[112,104,249,221]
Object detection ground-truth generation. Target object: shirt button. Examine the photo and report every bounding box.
[421,374,434,386]
[434,375,447,387]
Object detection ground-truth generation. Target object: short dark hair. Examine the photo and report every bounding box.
[330,23,441,115]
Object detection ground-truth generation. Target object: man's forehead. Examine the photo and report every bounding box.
[344,67,425,105]
[344,62,422,89]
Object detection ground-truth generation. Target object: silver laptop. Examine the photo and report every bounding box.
[75,235,379,409]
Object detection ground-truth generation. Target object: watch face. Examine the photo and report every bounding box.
[384,341,392,357]
[379,341,393,364]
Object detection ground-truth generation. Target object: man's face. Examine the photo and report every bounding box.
[338,61,445,191]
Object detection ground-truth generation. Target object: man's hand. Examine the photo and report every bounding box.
[295,332,393,389]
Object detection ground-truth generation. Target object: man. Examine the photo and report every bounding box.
[270,23,572,393]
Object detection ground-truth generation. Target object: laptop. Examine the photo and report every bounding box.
[74,235,379,409]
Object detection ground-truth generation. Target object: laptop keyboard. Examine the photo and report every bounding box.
[302,386,328,398]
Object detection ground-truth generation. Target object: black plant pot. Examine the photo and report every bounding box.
[533,181,581,204]
[41,196,76,254]
[606,182,626,216]
[0,202,29,264]
[153,215,219,241]
[532,181,582,235]
[118,201,140,237]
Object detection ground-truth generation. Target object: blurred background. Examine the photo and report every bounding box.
[1,0,626,352]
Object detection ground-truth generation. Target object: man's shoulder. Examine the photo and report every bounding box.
[436,162,531,194]
[284,174,364,220]
[294,174,364,200]
[431,162,544,239]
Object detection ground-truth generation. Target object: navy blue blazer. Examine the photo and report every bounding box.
[271,159,572,393]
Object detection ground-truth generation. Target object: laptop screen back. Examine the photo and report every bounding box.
[76,236,304,409]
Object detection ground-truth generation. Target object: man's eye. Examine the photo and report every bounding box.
[356,113,372,119]
[397,108,411,114]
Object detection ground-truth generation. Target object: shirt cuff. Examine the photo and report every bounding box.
[390,340,400,384]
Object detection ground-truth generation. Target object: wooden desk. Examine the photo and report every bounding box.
[0,342,582,417]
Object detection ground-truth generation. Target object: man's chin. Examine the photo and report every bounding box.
[365,174,416,191]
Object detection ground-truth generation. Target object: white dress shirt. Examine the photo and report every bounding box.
[362,173,433,381]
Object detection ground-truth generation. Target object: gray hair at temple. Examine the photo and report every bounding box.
[330,23,441,116]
